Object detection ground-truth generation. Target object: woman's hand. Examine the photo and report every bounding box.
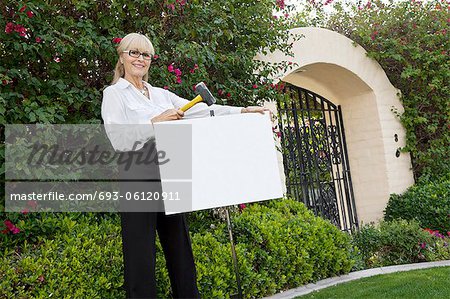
[151,109,184,123]
[241,106,273,120]
[241,106,269,114]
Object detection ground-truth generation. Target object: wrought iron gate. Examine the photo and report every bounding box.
[276,84,358,231]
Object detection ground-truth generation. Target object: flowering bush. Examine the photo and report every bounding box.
[0,0,298,244]
[353,219,450,268]
[0,0,297,126]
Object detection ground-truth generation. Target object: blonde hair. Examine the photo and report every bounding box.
[111,33,155,84]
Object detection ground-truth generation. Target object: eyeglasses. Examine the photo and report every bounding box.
[123,50,153,60]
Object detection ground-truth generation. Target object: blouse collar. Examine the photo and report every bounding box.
[116,77,153,90]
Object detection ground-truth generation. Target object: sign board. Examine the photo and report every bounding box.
[154,113,283,214]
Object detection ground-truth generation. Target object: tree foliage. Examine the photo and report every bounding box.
[293,0,449,179]
[0,0,296,125]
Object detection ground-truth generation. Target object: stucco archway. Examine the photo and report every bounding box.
[258,27,415,224]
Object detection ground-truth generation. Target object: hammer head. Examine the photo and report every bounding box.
[195,82,216,106]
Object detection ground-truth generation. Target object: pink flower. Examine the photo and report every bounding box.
[38,275,45,283]
[238,204,246,210]
[167,3,175,10]
[272,15,278,19]
[284,13,289,18]
[177,0,186,6]
[3,220,20,234]
[153,54,159,59]
[276,0,285,9]
[26,10,34,18]
[54,57,61,63]
[190,64,198,74]
[370,31,378,40]
[420,242,426,249]
[226,92,231,98]
[4,220,14,230]
[163,86,169,90]
[176,77,182,84]
[35,37,42,43]
[21,208,29,215]
[5,22,15,34]
[174,68,182,76]
[19,5,27,12]
[252,84,258,89]
[112,37,122,44]
[14,24,27,37]
[218,89,224,96]
[167,64,174,72]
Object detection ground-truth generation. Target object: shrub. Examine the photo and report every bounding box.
[0,213,124,298]
[1,199,355,298]
[353,219,450,268]
[231,199,355,297]
[384,179,450,233]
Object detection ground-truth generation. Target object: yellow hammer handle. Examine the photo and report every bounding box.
[180,95,203,112]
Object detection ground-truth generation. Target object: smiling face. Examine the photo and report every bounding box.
[121,49,151,80]
[116,33,155,83]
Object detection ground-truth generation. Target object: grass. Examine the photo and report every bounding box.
[297,266,450,299]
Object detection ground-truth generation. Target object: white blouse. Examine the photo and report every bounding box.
[101,78,243,151]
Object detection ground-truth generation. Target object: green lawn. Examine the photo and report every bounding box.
[297,266,450,299]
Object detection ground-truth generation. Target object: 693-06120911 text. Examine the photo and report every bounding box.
[8,191,181,201]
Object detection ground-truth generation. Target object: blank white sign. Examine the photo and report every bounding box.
[154,113,283,214]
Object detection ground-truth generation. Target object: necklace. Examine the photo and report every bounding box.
[138,86,147,94]
[137,85,149,98]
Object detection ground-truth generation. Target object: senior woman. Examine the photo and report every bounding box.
[102,32,266,298]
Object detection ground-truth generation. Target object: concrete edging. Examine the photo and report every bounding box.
[262,260,450,299]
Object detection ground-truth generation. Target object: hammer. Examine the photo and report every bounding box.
[180,82,216,112]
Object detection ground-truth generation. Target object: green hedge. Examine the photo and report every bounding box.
[384,179,450,233]
[1,213,124,298]
[1,199,355,298]
[353,219,450,268]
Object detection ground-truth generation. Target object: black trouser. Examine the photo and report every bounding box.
[118,140,200,298]
[120,211,200,299]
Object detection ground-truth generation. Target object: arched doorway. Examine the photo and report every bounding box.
[258,27,415,224]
